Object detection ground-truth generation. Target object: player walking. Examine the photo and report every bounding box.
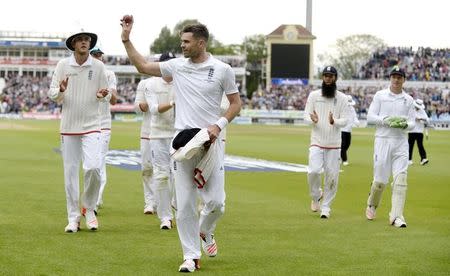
[49,32,109,232]
[145,52,177,230]
[304,66,348,219]
[90,47,118,212]
[121,15,241,272]
[365,67,416,228]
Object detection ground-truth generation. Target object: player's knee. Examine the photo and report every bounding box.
[392,173,407,190]
[204,200,225,215]
[142,165,153,177]
[153,166,169,181]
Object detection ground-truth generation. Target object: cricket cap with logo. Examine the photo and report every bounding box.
[390,66,406,78]
[159,52,176,62]
[413,99,425,109]
[65,32,97,51]
[322,66,338,78]
[90,47,104,55]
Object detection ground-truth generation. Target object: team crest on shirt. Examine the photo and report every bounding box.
[205,68,215,83]
[88,70,93,80]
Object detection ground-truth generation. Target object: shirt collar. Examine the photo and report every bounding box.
[69,54,93,67]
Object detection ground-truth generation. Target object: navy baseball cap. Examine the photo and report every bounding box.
[90,47,104,55]
[322,66,338,76]
[159,52,176,62]
[390,67,406,78]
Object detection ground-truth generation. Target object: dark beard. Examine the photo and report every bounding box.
[321,81,336,98]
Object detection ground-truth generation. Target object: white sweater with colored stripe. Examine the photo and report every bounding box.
[49,55,109,135]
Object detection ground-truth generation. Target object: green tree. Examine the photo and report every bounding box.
[151,19,236,55]
[242,34,267,98]
[317,34,386,79]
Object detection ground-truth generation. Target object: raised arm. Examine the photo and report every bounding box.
[120,15,162,77]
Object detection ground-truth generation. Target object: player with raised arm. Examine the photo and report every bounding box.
[121,15,241,273]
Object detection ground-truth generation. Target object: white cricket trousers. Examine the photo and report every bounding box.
[373,137,408,184]
[150,138,174,222]
[61,132,101,224]
[140,138,156,209]
[307,146,341,213]
[172,139,226,260]
[97,130,111,206]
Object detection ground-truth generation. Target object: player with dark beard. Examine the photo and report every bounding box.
[304,66,349,219]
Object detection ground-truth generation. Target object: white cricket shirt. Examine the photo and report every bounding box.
[409,108,429,133]
[100,69,117,130]
[145,77,175,139]
[341,105,359,133]
[160,54,238,130]
[134,78,152,138]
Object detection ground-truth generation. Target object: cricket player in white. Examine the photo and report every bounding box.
[134,79,157,214]
[144,52,177,230]
[304,66,348,219]
[121,16,241,273]
[90,47,118,212]
[49,32,109,233]
[340,95,360,166]
[365,67,415,228]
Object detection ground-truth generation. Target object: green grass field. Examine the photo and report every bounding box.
[1,120,449,275]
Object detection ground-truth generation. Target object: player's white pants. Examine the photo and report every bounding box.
[61,132,101,224]
[372,137,409,220]
[151,138,174,222]
[97,129,111,206]
[373,137,408,184]
[141,138,156,209]
[172,139,226,260]
[307,146,341,213]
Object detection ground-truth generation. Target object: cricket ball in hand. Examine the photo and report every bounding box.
[123,15,133,24]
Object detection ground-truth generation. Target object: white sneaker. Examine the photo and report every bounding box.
[84,210,98,231]
[366,206,376,220]
[200,233,218,257]
[160,220,172,230]
[408,160,413,165]
[144,205,156,215]
[420,159,429,166]
[64,222,80,233]
[178,259,200,273]
[310,190,323,212]
[391,217,407,228]
[342,161,349,166]
[320,210,330,219]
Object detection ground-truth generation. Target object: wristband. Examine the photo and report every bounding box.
[215,117,228,130]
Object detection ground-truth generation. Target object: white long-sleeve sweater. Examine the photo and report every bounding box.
[304,90,349,148]
[134,78,152,139]
[145,77,175,139]
[49,55,109,135]
[367,88,415,138]
[409,108,429,134]
[99,69,117,130]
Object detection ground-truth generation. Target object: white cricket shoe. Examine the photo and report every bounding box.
[311,200,320,212]
[160,220,172,230]
[420,159,429,166]
[391,217,407,228]
[366,206,376,220]
[178,259,200,273]
[144,205,156,215]
[342,161,349,166]
[320,210,330,219]
[85,210,98,231]
[200,233,218,257]
[64,222,80,233]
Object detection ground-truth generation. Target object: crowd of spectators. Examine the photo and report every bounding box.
[355,47,449,82]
